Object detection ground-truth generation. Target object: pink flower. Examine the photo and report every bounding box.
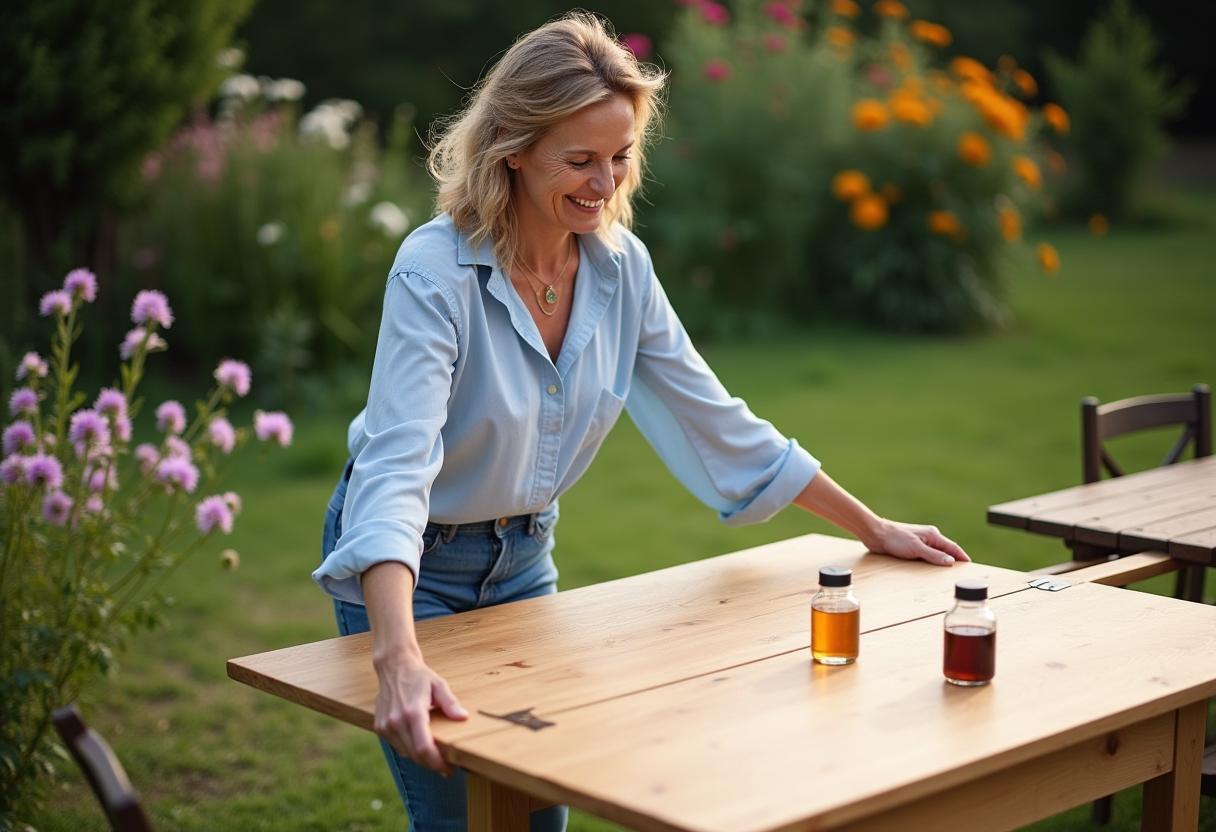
[135,443,160,474]
[865,64,893,89]
[16,352,48,381]
[63,268,98,302]
[42,490,73,525]
[85,465,117,493]
[1,454,25,485]
[699,1,730,24]
[39,290,72,317]
[208,417,237,454]
[94,388,128,419]
[223,491,242,515]
[254,410,294,447]
[113,415,133,443]
[9,388,37,417]
[69,409,111,451]
[196,495,235,534]
[764,33,789,53]
[165,435,193,460]
[84,495,105,515]
[763,1,800,27]
[703,59,731,82]
[155,401,186,435]
[120,327,168,359]
[24,453,63,489]
[214,359,252,397]
[155,457,200,493]
[620,33,653,61]
[131,289,174,329]
[3,421,36,454]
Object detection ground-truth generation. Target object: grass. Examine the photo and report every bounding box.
[29,190,1216,831]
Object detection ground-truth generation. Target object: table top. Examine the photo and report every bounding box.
[987,456,1216,562]
[228,533,1216,832]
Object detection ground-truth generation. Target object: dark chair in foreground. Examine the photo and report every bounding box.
[52,704,155,832]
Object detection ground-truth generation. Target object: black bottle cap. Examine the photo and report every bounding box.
[955,580,988,601]
[819,566,852,587]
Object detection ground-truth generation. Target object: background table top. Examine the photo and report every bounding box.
[229,533,1216,832]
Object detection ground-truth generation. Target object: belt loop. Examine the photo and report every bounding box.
[527,513,537,536]
[442,523,458,543]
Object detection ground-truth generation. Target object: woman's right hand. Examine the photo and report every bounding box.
[373,650,469,775]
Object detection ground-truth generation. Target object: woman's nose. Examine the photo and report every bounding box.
[589,162,615,197]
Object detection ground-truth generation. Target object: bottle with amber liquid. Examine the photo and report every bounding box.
[943,580,996,686]
[811,566,859,665]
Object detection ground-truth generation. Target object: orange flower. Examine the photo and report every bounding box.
[957,132,991,167]
[1089,213,1110,237]
[832,170,871,201]
[998,206,1021,242]
[852,99,890,131]
[890,91,933,126]
[1036,242,1060,275]
[1043,102,1070,134]
[887,42,912,70]
[909,20,952,47]
[850,194,889,230]
[1045,148,1067,174]
[927,210,962,238]
[1012,69,1037,98]
[1013,155,1041,189]
[825,26,856,48]
[962,82,1028,141]
[950,56,993,86]
[832,0,860,17]
[874,0,909,19]
[880,183,903,203]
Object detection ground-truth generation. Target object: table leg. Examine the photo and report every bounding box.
[467,771,533,832]
[1141,700,1206,832]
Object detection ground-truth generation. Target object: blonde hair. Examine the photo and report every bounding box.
[426,12,667,272]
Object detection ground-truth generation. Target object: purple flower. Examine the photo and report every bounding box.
[42,490,73,525]
[196,495,235,534]
[1,454,25,485]
[85,465,117,493]
[69,409,111,451]
[114,415,132,443]
[214,359,252,397]
[131,290,174,329]
[699,1,730,25]
[25,453,64,489]
[165,435,193,460]
[208,417,237,454]
[16,352,48,381]
[3,421,36,454]
[84,495,105,515]
[253,410,294,447]
[63,268,98,302]
[620,33,653,61]
[119,327,168,360]
[223,491,242,515]
[135,443,160,474]
[155,400,187,435]
[155,457,199,493]
[94,388,128,419]
[39,290,72,317]
[9,388,38,417]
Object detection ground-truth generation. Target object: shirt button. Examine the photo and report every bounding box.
[546,384,558,395]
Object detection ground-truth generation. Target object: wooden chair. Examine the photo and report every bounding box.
[52,704,155,832]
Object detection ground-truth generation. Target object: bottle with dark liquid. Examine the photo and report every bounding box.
[943,580,996,686]
[811,566,859,665]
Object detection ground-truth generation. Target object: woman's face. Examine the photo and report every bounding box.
[507,93,636,239]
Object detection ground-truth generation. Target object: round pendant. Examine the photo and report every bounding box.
[544,286,558,305]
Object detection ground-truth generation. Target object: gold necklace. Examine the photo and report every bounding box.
[517,237,575,317]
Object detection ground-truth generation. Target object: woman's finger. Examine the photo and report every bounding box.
[926,529,970,562]
[432,678,469,721]
[918,540,955,567]
[405,707,451,776]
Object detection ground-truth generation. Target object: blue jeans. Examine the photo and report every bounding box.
[321,461,568,832]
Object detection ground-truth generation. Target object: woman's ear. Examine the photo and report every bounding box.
[505,154,521,170]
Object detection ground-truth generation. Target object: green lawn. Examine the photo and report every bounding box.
[33,191,1216,831]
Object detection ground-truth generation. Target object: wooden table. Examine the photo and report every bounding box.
[228,534,1216,831]
[987,455,1216,562]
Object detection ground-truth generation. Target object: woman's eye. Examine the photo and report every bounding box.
[570,159,592,168]
[614,155,631,164]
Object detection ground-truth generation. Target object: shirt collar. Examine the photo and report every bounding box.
[454,222,623,281]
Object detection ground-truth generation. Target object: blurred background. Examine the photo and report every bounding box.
[3,0,1213,829]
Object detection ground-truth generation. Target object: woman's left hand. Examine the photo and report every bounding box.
[863,520,970,567]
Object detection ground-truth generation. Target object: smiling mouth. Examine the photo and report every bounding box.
[567,196,604,211]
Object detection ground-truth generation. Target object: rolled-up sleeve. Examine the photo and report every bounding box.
[312,270,459,603]
[625,258,819,526]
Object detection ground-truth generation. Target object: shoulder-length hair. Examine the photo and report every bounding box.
[426,12,667,272]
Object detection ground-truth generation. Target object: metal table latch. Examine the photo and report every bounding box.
[1027,576,1072,592]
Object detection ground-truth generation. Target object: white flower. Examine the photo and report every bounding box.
[265,78,306,102]
[369,202,410,238]
[256,221,286,246]
[344,181,372,207]
[219,74,260,101]
[216,47,245,70]
[298,99,363,150]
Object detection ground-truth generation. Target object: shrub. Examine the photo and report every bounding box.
[646,0,1061,332]
[1044,0,1192,222]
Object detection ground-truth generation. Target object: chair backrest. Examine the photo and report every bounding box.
[52,705,155,832]
[1081,383,1211,483]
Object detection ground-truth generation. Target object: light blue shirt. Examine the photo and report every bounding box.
[313,214,820,604]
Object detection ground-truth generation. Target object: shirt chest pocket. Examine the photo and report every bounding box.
[586,388,626,443]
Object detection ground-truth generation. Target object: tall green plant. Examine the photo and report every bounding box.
[1044,0,1191,221]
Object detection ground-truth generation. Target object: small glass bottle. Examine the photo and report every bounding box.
[943,580,997,686]
[811,566,860,665]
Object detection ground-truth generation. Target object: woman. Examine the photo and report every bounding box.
[316,12,969,831]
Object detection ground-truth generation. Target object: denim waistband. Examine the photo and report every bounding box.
[342,458,546,540]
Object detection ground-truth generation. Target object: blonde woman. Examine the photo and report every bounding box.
[315,12,968,830]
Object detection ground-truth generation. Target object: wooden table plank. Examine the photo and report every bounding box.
[1074,492,1216,547]
[451,583,1216,832]
[1025,478,1215,541]
[1119,506,1216,555]
[228,535,1030,744]
[1171,526,1216,563]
